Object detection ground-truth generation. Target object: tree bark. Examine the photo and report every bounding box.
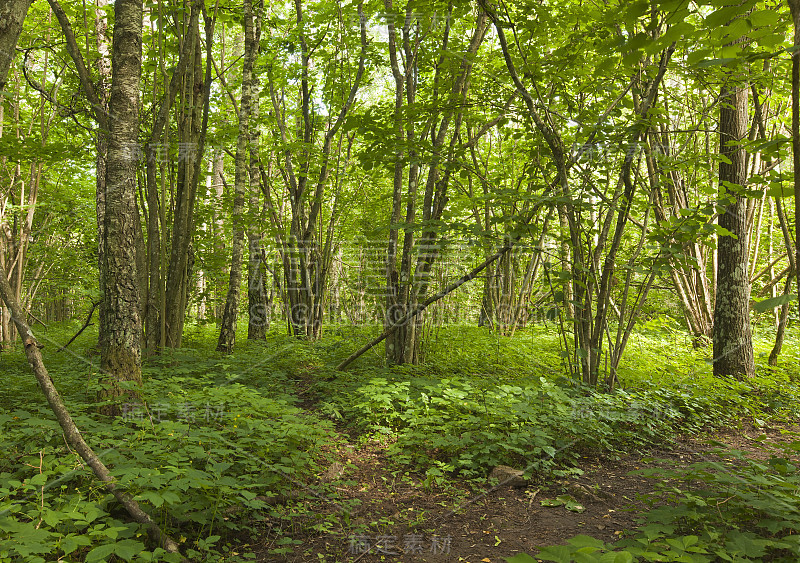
[143,1,199,353]
[99,0,144,408]
[789,0,800,318]
[217,0,257,353]
[713,76,754,379]
[247,2,266,341]
[0,0,32,92]
[163,9,204,348]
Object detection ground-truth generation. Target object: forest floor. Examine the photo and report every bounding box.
[250,420,800,563]
[3,322,798,562]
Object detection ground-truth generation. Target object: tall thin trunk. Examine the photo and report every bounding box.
[247,2,266,340]
[789,0,800,317]
[144,0,199,352]
[164,11,204,348]
[217,0,256,353]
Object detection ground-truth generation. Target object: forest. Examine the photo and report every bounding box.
[0,0,799,560]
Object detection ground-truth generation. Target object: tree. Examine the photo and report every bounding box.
[712,57,755,379]
[161,1,214,349]
[262,0,367,339]
[380,2,488,364]
[217,0,259,354]
[790,0,800,319]
[0,0,32,91]
[98,0,145,406]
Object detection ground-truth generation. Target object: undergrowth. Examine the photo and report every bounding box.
[0,319,797,561]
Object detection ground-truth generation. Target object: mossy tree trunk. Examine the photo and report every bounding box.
[712,75,754,379]
[99,0,144,410]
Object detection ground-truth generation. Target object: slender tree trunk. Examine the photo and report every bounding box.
[768,276,793,366]
[789,0,800,316]
[713,77,754,379]
[164,13,203,348]
[99,0,144,410]
[247,5,266,340]
[143,0,198,352]
[217,0,256,353]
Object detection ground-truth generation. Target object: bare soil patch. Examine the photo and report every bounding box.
[248,423,799,562]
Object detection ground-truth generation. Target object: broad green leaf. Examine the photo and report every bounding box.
[536,545,573,563]
[568,535,607,549]
[753,294,797,313]
[85,544,117,563]
[114,539,147,561]
[749,10,781,27]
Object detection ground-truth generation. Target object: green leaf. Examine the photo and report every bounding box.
[767,182,792,198]
[749,10,781,27]
[568,535,606,549]
[565,499,586,513]
[27,473,48,486]
[505,554,539,563]
[60,533,92,555]
[85,543,117,563]
[114,539,147,561]
[753,294,797,313]
[139,490,164,507]
[536,545,573,563]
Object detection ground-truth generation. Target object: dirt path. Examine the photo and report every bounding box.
[248,423,799,562]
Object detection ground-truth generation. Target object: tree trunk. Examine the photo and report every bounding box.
[789,0,800,318]
[163,12,204,348]
[217,0,256,353]
[712,77,754,379]
[99,0,144,410]
[143,0,199,353]
[95,0,112,353]
[0,0,32,92]
[768,276,793,366]
[246,10,266,341]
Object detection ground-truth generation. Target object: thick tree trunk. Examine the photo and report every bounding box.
[0,0,32,92]
[93,0,112,354]
[713,80,754,379]
[217,0,256,353]
[99,0,144,409]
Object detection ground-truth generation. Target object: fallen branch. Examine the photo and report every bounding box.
[57,300,99,352]
[336,242,513,370]
[0,267,187,559]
